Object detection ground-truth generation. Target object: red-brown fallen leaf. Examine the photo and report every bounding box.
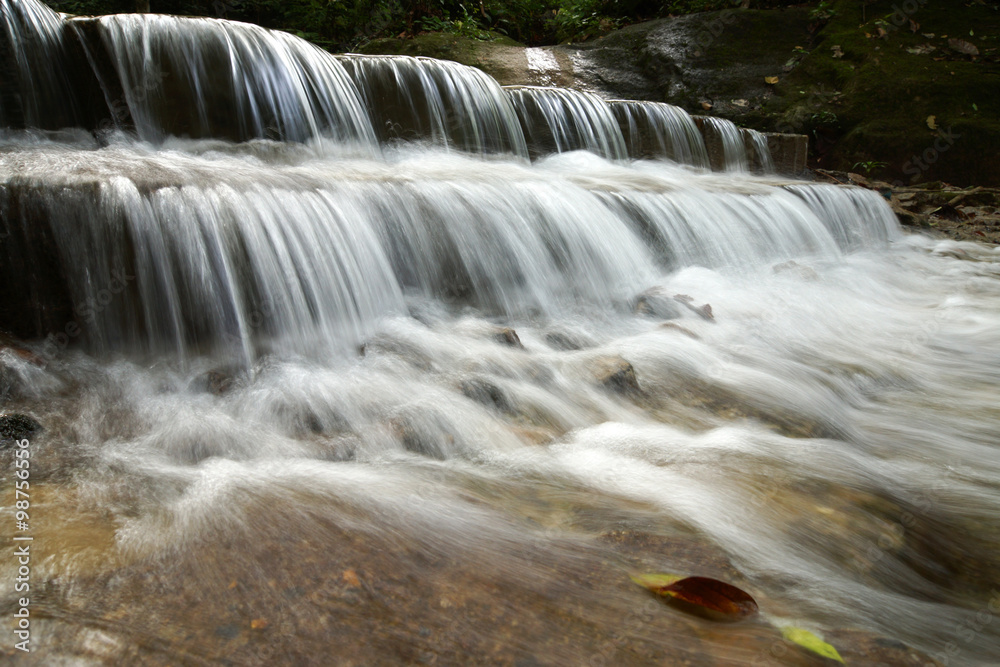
[250,618,269,630]
[631,574,758,621]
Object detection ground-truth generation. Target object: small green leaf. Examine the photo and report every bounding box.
[782,626,844,663]
[630,573,684,589]
[973,103,979,111]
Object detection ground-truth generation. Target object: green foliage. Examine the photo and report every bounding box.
[41,0,814,50]
[852,159,887,175]
[808,1,837,22]
[548,0,609,43]
[418,2,495,41]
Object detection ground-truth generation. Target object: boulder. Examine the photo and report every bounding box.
[589,355,642,396]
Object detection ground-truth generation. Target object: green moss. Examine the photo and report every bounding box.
[763,0,1000,184]
[357,32,520,63]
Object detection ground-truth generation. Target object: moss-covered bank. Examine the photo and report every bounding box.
[769,0,1000,186]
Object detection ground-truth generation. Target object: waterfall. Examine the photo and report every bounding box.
[0,142,897,358]
[743,127,776,174]
[699,115,751,172]
[339,54,528,157]
[505,85,628,160]
[0,0,897,360]
[608,100,711,169]
[89,14,377,145]
[3,3,1000,666]
[0,0,99,129]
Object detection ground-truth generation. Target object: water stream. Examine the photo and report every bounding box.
[1,1,999,664]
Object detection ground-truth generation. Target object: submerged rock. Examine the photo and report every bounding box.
[0,413,41,441]
[459,378,514,414]
[491,326,524,349]
[634,290,684,319]
[190,366,242,396]
[589,355,642,396]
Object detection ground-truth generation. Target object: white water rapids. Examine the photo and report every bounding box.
[1,135,998,665]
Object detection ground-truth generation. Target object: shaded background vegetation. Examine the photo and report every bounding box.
[43,0,806,50]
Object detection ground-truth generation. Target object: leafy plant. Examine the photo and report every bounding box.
[809,1,837,22]
[853,160,888,175]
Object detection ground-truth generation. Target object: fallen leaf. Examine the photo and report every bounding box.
[228,580,237,590]
[877,27,888,39]
[909,20,919,33]
[831,45,844,58]
[701,101,713,110]
[949,38,979,56]
[631,574,758,621]
[973,103,979,111]
[782,627,844,663]
[250,618,269,630]
[630,573,684,588]
[764,76,779,85]
[906,44,936,55]
[922,33,935,38]
[927,115,938,130]
[732,98,749,107]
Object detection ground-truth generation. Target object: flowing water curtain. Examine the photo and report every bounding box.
[0,0,106,129]
[505,86,628,161]
[0,142,901,359]
[742,128,776,174]
[82,13,378,145]
[338,54,528,158]
[698,115,751,172]
[608,100,711,169]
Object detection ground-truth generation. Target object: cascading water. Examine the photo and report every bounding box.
[2,1,999,665]
[699,115,751,172]
[609,99,711,169]
[339,54,528,157]
[743,128,776,174]
[0,0,101,129]
[505,85,628,160]
[90,14,378,145]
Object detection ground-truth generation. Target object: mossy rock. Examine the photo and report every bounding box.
[769,0,1000,185]
[355,32,526,83]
